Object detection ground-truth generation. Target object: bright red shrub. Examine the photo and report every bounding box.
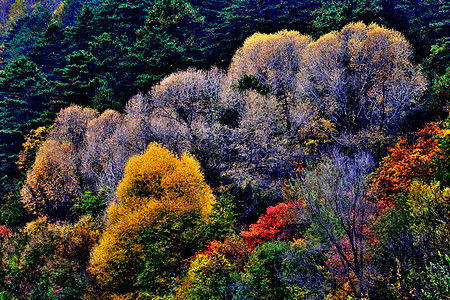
[241,202,299,250]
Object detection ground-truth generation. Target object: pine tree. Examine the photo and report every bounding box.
[132,0,204,92]
[0,56,48,181]
[0,4,51,68]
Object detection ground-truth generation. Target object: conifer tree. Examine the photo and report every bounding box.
[0,56,48,180]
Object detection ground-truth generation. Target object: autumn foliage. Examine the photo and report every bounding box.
[241,202,301,250]
[297,22,426,148]
[3,19,443,299]
[372,122,443,208]
[0,216,101,299]
[89,143,215,298]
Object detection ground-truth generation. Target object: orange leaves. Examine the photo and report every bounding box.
[373,122,443,207]
[21,139,80,219]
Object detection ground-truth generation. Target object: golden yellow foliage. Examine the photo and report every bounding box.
[89,143,214,297]
[21,139,80,219]
[228,30,312,102]
[16,125,52,174]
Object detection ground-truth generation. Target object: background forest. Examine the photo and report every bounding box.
[1,0,450,299]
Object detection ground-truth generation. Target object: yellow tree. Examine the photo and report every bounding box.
[20,139,80,220]
[16,125,52,175]
[89,144,215,298]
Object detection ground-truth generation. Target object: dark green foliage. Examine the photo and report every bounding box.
[234,74,271,96]
[0,56,48,132]
[0,4,51,68]
[237,241,325,300]
[0,181,31,230]
[29,23,69,78]
[313,0,381,36]
[427,1,450,47]
[208,0,319,68]
[371,194,425,299]
[132,0,204,92]
[0,131,23,180]
[242,242,297,299]
[203,192,236,242]
[59,0,102,28]
[0,56,49,182]
[64,6,99,52]
[53,50,99,107]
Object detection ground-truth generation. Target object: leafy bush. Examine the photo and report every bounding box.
[0,216,101,299]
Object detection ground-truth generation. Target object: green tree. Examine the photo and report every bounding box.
[407,181,450,257]
[53,49,99,107]
[132,0,204,92]
[0,216,101,299]
[0,3,51,68]
[0,56,49,181]
[209,0,318,68]
[313,0,382,36]
[29,22,69,79]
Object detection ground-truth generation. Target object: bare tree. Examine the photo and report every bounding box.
[297,22,427,149]
[82,109,124,196]
[289,151,376,299]
[227,30,313,133]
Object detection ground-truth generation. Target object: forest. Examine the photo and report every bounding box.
[0,0,450,299]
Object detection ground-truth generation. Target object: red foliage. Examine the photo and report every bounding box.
[0,225,11,238]
[241,202,299,250]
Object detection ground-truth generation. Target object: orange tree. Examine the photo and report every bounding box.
[372,122,443,210]
[370,120,450,297]
[89,143,215,298]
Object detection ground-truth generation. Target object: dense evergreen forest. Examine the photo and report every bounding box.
[1,0,450,299]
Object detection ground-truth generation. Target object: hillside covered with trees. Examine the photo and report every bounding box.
[1,0,450,299]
